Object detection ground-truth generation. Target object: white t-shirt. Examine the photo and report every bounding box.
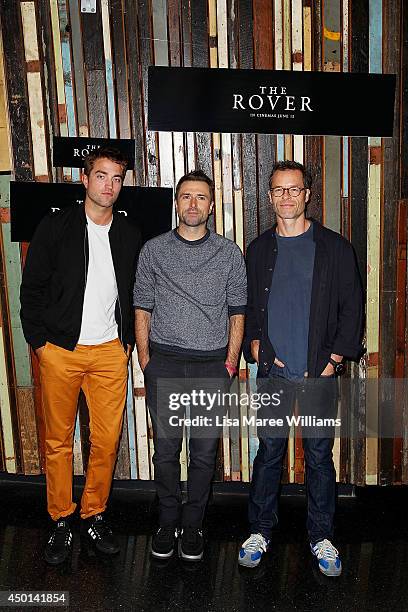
[78,215,118,345]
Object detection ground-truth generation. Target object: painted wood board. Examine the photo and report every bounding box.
[274,0,283,70]
[57,0,78,149]
[282,0,291,70]
[378,0,400,485]
[0,178,31,387]
[25,72,49,179]
[303,2,312,72]
[73,411,84,476]
[134,396,151,481]
[101,0,118,139]
[221,133,234,240]
[114,410,131,479]
[0,326,16,472]
[323,0,341,72]
[0,228,21,473]
[125,363,137,480]
[36,0,62,183]
[137,0,158,186]
[392,202,406,482]
[123,0,146,185]
[0,31,10,172]
[81,4,109,138]
[68,0,88,138]
[403,202,408,482]
[110,0,133,141]
[16,387,40,474]
[50,0,70,180]
[240,380,249,482]
[291,0,303,71]
[238,0,257,249]
[20,2,49,181]
[324,137,341,233]
[400,0,408,200]
[0,0,33,181]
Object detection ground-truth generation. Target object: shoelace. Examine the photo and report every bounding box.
[242,533,268,553]
[182,528,202,543]
[156,526,177,540]
[313,539,339,561]
[90,516,112,539]
[48,521,71,545]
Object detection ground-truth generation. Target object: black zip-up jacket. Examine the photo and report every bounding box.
[244,219,364,378]
[20,203,141,351]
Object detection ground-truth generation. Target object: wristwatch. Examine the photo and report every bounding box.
[328,357,346,376]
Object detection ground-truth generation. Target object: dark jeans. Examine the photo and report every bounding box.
[144,350,230,528]
[248,374,338,544]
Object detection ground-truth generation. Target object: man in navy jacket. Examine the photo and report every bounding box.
[238,160,363,576]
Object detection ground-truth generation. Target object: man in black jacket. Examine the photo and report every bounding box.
[20,147,141,565]
[238,161,363,576]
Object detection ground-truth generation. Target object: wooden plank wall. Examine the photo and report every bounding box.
[0,0,407,485]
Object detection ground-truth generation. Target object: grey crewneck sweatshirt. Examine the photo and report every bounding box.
[133,229,247,353]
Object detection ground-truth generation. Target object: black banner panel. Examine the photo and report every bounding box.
[10,182,173,243]
[148,67,396,137]
[53,137,136,168]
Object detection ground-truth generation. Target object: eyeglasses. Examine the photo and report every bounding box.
[270,187,306,197]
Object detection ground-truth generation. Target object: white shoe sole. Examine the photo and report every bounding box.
[238,554,262,568]
[151,547,175,559]
[318,563,342,577]
[178,540,203,561]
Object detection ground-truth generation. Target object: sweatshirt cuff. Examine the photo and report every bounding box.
[134,305,153,314]
[228,305,246,316]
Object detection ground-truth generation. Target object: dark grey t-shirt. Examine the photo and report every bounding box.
[267,224,315,379]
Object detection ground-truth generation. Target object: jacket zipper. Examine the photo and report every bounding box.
[109,224,123,348]
[117,292,123,347]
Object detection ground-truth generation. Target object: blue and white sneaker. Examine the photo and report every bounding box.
[238,533,269,568]
[311,539,342,576]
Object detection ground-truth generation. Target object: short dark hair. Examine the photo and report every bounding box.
[269,160,312,190]
[83,146,128,177]
[175,169,214,201]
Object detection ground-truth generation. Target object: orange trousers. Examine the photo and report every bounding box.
[40,339,128,520]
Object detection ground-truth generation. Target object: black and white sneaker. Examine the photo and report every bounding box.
[84,513,120,555]
[44,519,73,565]
[179,527,204,561]
[151,526,178,559]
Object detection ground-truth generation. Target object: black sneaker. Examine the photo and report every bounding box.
[44,519,73,565]
[84,513,120,555]
[151,526,178,559]
[179,527,204,561]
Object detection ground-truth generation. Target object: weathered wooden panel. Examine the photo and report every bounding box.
[401,0,408,200]
[0,0,405,487]
[379,0,401,486]
[0,0,32,181]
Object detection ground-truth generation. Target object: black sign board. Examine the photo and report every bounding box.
[148,67,396,137]
[53,137,136,169]
[10,182,173,243]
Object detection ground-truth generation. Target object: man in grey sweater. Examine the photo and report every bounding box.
[134,170,246,561]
